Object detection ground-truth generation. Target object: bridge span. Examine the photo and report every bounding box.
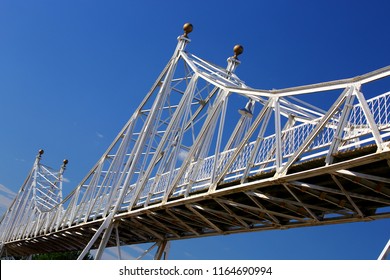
[1,24,390,259]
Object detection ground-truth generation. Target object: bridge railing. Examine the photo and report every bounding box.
[129,89,390,207]
[55,87,390,222]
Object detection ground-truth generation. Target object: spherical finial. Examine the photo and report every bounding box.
[233,44,244,59]
[183,23,193,37]
[38,149,44,156]
[63,159,69,166]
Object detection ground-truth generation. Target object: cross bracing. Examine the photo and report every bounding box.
[1,24,390,259]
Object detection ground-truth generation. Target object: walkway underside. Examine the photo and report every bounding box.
[4,144,390,257]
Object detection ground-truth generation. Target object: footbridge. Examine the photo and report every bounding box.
[1,24,390,260]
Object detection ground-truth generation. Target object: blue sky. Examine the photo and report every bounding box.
[0,0,389,259]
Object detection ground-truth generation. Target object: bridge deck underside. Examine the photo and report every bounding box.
[4,145,390,257]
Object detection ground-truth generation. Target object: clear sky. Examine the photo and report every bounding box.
[0,0,389,259]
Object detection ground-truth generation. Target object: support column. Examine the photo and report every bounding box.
[154,240,170,260]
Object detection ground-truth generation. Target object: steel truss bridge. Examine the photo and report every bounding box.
[1,24,390,260]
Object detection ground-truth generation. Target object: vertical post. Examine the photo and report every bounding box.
[354,86,383,150]
[58,159,68,208]
[115,223,122,260]
[211,97,228,183]
[32,150,44,205]
[173,23,193,57]
[210,45,243,183]
[154,240,170,260]
[209,99,273,192]
[274,97,282,173]
[226,45,243,75]
[325,86,355,165]
[240,104,273,183]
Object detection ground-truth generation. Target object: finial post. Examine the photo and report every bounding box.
[38,149,44,158]
[34,149,45,170]
[233,45,244,59]
[59,159,69,180]
[60,159,68,171]
[175,23,193,55]
[35,149,44,164]
[226,44,244,75]
[183,23,193,38]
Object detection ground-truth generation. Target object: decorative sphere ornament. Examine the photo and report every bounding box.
[233,45,244,58]
[183,23,193,37]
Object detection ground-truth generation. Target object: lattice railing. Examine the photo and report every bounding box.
[141,90,390,204]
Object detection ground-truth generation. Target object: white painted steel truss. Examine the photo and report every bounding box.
[1,24,390,259]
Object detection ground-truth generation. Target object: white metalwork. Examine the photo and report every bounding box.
[0,151,67,247]
[1,24,390,259]
[378,239,390,260]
